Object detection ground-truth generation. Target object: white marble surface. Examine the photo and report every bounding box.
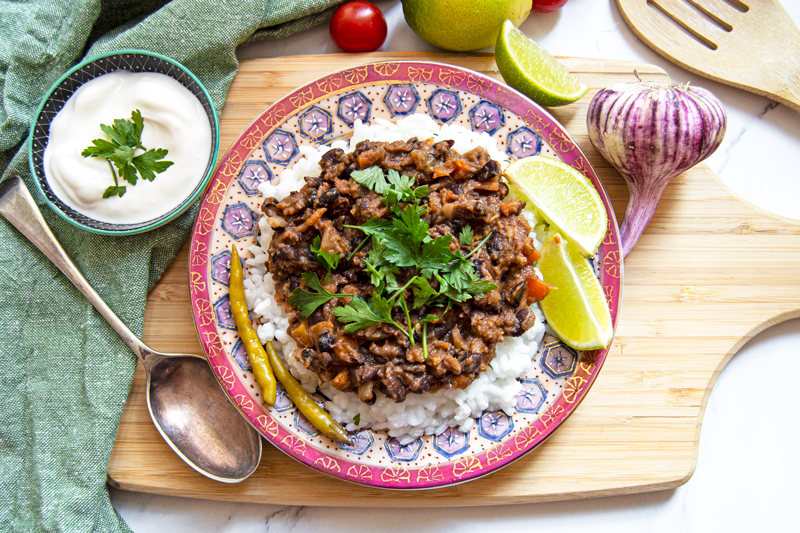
[111,1,800,530]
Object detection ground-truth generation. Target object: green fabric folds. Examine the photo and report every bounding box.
[0,1,341,530]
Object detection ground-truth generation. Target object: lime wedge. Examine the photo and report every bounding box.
[495,20,589,107]
[503,155,607,256]
[538,234,613,351]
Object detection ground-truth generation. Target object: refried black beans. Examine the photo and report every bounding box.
[262,138,551,404]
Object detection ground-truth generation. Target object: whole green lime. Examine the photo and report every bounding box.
[402,0,531,52]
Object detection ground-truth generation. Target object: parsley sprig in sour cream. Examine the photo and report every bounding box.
[81,109,173,199]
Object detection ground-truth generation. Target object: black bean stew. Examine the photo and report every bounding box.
[262,138,552,404]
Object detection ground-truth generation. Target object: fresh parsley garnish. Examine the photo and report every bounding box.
[461,231,493,260]
[333,291,411,337]
[420,302,451,360]
[333,295,386,333]
[310,236,341,281]
[411,277,438,309]
[336,166,497,358]
[81,109,173,199]
[352,167,430,206]
[459,225,474,246]
[290,166,497,359]
[353,413,361,425]
[351,166,388,195]
[288,272,350,318]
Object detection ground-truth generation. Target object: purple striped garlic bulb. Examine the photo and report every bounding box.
[587,79,726,257]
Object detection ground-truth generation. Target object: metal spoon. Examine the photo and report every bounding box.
[0,176,261,483]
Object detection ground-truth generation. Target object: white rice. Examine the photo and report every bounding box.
[245,114,547,443]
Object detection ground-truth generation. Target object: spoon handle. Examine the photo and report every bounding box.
[0,176,150,363]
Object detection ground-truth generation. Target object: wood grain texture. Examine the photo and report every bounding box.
[107,52,800,505]
[616,0,800,112]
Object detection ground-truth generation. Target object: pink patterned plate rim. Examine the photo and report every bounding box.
[189,61,623,490]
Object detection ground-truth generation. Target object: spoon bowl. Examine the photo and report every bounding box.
[0,176,261,483]
[146,353,261,482]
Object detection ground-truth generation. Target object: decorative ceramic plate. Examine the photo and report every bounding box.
[189,61,622,489]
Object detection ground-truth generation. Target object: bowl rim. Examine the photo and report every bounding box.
[27,48,221,236]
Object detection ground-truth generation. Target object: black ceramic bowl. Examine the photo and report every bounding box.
[28,49,220,235]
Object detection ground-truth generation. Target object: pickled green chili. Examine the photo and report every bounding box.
[264,340,352,445]
[229,246,277,405]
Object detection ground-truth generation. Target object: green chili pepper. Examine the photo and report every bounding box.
[264,340,352,445]
[230,246,277,406]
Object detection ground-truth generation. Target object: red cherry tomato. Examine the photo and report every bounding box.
[329,1,387,53]
[531,0,569,13]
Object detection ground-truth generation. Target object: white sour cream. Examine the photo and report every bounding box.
[44,71,212,224]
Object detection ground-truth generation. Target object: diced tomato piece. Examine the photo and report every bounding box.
[526,275,553,303]
[524,250,541,264]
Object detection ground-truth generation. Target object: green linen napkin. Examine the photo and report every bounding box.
[0,1,342,530]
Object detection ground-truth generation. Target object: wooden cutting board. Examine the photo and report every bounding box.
[106,52,800,505]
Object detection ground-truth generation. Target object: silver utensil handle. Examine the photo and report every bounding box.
[0,176,149,362]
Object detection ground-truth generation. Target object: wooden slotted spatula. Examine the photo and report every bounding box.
[616,0,800,112]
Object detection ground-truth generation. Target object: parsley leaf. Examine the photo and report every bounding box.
[81,139,117,159]
[130,109,144,140]
[333,296,384,333]
[119,158,138,186]
[380,231,417,268]
[465,278,499,297]
[102,185,126,199]
[132,148,173,182]
[419,235,454,278]
[110,145,135,171]
[351,167,389,195]
[346,217,393,237]
[385,169,416,205]
[459,226,474,246]
[334,292,414,342]
[288,272,349,318]
[353,414,361,425]
[81,109,173,199]
[411,277,438,309]
[439,261,498,302]
[363,238,397,287]
[350,166,429,206]
[370,292,395,322]
[391,203,430,248]
[311,236,341,278]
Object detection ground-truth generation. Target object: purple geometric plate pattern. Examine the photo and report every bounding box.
[298,106,333,141]
[469,100,505,135]
[427,88,462,124]
[433,427,470,459]
[238,160,273,195]
[262,129,299,164]
[221,203,256,240]
[384,84,421,116]
[506,126,543,158]
[516,378,547,414]
[336,91,371,127]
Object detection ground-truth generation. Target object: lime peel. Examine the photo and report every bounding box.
[503,155,607,257]
[538,234,613,351]
[495,20,589,107]
[402,0,531,52]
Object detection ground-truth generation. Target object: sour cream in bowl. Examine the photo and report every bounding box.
[29,50,219,235]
